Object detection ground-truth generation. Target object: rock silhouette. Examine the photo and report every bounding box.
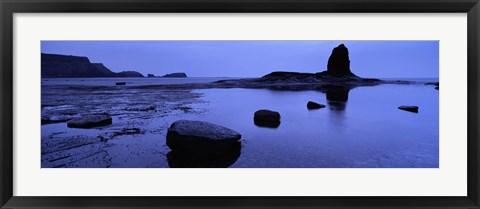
[254,109,281,128]
[327,44,355,77]
[398,106,419,113]
[307,101,326,110]
[162,72,187,78]
[213,44,394,91]
[41,53,144,78]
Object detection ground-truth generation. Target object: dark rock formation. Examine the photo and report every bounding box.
[307,101,326,109]
[254,110,281,128]
[67,114,112,128]
[166,120,241,155]
[398,106,419,113]
[116,82,126,86]
[42,53,144,78]
[147,74,155,77]
[162,72,187,78]
[326,44,354,77]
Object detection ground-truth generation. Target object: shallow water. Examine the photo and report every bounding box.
[187,85,439,168]
[41,78,438,168]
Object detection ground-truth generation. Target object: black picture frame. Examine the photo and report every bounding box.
[1,0,479,208]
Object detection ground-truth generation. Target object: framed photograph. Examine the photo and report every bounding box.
[1,0,479,208]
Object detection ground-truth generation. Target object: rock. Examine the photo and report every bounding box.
[166,120,241,155]
[162,72,187,78]
[398,106,419,113]
[67,114,112,128]
[42,53,143,78]
[327,44,355,76]
[307,101,326,109]
[254,109,281,122]
[41,135,110,168]
[147,74,155,77]
[115,82,126,85]
[254,109,281,128]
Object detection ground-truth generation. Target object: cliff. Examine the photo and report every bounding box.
[41,53,144,78]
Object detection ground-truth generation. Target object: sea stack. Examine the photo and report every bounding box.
[327,44,355,77]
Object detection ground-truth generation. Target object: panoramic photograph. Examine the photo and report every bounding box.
[41,41,439,168]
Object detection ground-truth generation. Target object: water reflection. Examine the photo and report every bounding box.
[254,119,281,128]
[324,86,350,111]
[167,141,241,168]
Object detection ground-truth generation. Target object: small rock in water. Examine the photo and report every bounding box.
[166,120,241,155]
[398,106,419,113]
[254,109,281,128]
[116,82,126,85]
[307,101,326,110]
[67,114,112,128]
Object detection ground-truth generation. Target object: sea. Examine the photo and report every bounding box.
[41,77,439,168]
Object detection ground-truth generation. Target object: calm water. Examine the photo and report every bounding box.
[41,77,439,168]
[41,77,237,86]
[189,85,439,168]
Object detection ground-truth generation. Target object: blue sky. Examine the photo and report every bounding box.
[41,41,439,78]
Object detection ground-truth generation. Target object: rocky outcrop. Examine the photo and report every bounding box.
[67,114,113,128]
[398,106,419,113]
[326,44,355,77]
[162,72,187,78]
[147,74,155,77]
[42,53,144,78]
[254,110,281,128]
[166,120,241,155]
[307,101,326,109]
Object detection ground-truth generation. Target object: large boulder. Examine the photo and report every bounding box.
[327,44,354,76]
[254,109,281,128]
[67,114,112,128]
[166,120,241,155]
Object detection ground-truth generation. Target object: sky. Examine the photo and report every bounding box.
[41,41,439,78]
